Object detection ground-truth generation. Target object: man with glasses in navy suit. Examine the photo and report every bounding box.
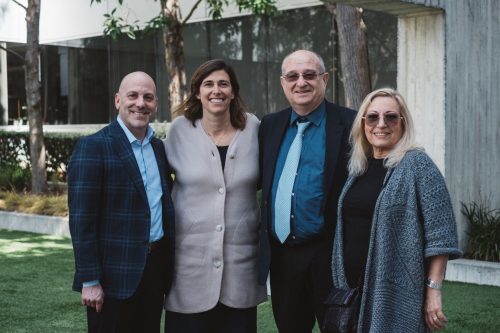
[258,50,355,332]
[68,71,175,333]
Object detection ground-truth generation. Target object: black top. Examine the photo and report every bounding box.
[343,157,387,287]
[217,145,229,170]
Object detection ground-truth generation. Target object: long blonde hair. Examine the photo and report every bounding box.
[348,88,421,176]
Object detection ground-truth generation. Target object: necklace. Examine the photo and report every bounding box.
[202,119,233,146]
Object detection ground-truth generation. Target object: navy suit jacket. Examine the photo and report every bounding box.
[257,100,355,285]
[68,120,175,299]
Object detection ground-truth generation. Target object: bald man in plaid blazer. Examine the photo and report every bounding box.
[68,72,175,333]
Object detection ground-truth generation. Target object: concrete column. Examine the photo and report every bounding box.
[0,42,8,125]
[397,12,445,173]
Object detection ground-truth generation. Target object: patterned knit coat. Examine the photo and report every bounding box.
[332,150,462,333]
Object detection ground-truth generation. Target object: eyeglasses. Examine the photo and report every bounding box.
[281,71,326,82]
[362,113,404,127]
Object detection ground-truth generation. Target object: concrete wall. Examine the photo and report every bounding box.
[401,0,500,249]
[398,12,445,172]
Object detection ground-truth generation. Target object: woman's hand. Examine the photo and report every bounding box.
[424,254,449,331]
[425,287,447,331]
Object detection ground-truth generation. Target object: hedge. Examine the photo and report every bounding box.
[0,123,169,183]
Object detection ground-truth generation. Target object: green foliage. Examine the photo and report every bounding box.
[236,0,278,16]
[0,125,168,183]
[144,14,169,34]
[95,0,277,40]
[207,0,229,19]
[461,201,500,262]
[0,163,31,191]
[103,7,140,39]
[0,131,80,182]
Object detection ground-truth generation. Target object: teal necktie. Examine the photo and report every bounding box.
[274,120,311,243]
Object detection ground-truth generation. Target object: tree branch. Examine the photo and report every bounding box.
[12,0,27,11]
[181,0,203,25]
[0,44,24,61]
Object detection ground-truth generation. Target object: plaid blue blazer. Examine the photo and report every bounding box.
[68,120,175,299]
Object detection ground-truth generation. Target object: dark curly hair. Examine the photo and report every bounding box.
[177,59,248,129]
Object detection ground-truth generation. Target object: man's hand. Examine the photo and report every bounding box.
[82,284,105,313]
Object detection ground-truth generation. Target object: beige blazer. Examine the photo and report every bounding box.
[163,114,267,313]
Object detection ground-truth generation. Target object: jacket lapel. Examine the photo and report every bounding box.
[263,109,291,200]
[324,102,344,199]
[109,121,149,205]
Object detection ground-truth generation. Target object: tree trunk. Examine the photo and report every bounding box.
[326,3,371,110]
[25,0,47,194]
[161,0,188,119]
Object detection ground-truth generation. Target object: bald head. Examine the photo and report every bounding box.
[281,50,325,75]
[118,71,157,95]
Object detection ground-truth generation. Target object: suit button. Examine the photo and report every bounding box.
[214,260,222,268]
[218,187,224,194]
[216,225,223,232]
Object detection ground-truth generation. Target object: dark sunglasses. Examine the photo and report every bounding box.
[281,71,326,83]
[362,113,404,127]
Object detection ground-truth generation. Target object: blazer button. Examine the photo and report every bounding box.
[214,260,222,268]
[218,187,224,194]
[216,225,223,232]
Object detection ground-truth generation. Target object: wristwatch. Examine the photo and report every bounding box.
[425,278,442,290]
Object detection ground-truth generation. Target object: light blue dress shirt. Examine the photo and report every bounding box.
[271,101,326,243]
[117,116,164,242]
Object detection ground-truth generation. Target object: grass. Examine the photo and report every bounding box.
[0,190,68,217]
[1,229,500,332]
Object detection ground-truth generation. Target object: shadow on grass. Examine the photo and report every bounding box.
[1,229,500,333]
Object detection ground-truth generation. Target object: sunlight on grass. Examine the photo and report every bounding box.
[0,232,72,257]
[1,229,500,332]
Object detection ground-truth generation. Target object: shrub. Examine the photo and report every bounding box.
[0,123,169,183]
[461,201,500,262]
[0,162,31,191]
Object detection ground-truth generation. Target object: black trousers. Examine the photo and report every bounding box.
[270,237,332,333]
[165,302,257,333]
[86,240,167,333]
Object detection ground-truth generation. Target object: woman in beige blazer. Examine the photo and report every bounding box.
[163,59,266,333]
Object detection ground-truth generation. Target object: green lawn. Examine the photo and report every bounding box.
[1,229,499,333]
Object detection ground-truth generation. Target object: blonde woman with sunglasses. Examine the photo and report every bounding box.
[330,88,462,333]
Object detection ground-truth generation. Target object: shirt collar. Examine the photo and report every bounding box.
[117,116,154,144]
[290,100,326,127]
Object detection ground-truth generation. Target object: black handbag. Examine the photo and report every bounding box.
[321,285,360,333]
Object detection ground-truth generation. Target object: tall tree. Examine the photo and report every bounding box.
[92,0,277,119]
[12,0,47,193]
[324,2,371,110]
